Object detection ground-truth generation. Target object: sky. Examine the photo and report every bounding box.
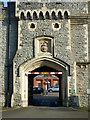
[0,0,16,7]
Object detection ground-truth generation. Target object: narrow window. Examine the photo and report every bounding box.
[54,23,59,28]
[27,12,31,20]
[64,11,68,19]
[58,11,62,20]
[33,11,38,20]
[30,23,35,28]
[20,12,25,20]
[52,11,57,20]
[45,11,50,19]
[39,11,44,20]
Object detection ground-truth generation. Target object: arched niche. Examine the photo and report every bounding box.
[58,11,62,20]
[45,11,50,19]
[39,11,44,20]
[51,11,57,20]
[64,11,68,19]
[27,12,31,20]
[20,12,25,20]
[33,11,38,20]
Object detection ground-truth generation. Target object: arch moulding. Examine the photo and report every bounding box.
[13,56,70,107]
[19,57,70,73]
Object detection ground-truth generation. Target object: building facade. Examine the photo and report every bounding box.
[0,0,90,107]
[33,74,59,89]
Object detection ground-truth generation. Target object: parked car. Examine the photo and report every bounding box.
[33,87,44,94]
[48,86,59,92]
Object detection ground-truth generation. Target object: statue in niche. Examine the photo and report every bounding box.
[40,40,48,52]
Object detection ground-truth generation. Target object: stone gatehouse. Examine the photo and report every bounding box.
[0,0,90,107]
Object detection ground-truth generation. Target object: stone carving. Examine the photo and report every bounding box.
[40,40,48,52]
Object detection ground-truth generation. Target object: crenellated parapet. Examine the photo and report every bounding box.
[15,1,90,25]
[16,2,88,17]
[19,10,69,20]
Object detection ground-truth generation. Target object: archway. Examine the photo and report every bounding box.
[13,57,70,107]
[28,66,63,106]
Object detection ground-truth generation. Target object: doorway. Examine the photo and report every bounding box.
[28,66,63,106]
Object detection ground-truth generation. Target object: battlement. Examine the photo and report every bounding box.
[16,2,89,17]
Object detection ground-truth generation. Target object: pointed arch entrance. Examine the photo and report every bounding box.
[28,66,63,106]
[13,57,70,107]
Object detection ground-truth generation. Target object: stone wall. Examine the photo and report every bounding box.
[13,2,89,107]
[88,1,90,109]
[1,2,18,106]
[1,19,8,106]
[71,21,88,107]
[76,65,88,107]
[1,1,89,107]
[71,24,88,62]
[13,19,73,106]
[0,20,3,106]
[71,24,89,107]
[0,3,3,106]
[14,20,72,67]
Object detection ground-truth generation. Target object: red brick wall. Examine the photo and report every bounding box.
[33,76,59,88]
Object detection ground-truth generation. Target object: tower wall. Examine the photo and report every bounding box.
[1,2,18,106]
[0,1,89,107]
[13,2,89,107]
